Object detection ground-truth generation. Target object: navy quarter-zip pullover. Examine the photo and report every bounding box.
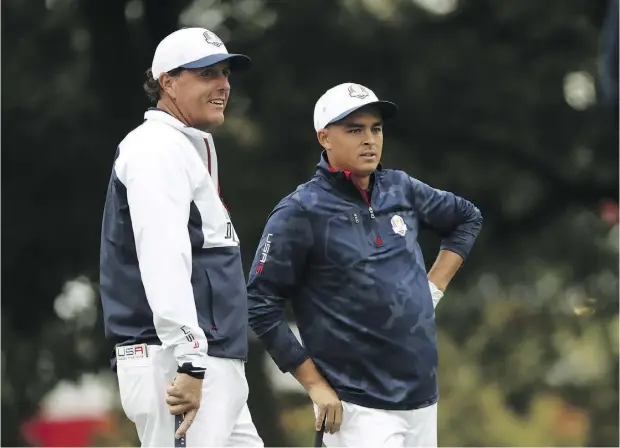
[247,151,483,410]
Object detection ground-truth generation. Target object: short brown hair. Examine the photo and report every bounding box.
[143,67,184,103]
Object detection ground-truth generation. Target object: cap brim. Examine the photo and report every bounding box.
[181,53,252,71]
[326,100,398,127]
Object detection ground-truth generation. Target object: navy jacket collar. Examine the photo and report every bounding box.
[314,150,383,197]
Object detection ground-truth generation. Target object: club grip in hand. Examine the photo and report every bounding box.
[314,416,325,447]
[175,414,186,447]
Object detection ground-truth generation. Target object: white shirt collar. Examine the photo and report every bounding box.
[143,108,213,140]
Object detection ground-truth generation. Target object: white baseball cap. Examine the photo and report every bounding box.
[313,83,398,132]
[151,27,251,80]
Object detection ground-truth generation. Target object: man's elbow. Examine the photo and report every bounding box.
[247,296,284,338]
[471,206,483,233]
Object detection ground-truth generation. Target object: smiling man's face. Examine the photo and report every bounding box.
[160,61,231,131]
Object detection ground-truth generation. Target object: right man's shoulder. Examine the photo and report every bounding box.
[270,180,319,216]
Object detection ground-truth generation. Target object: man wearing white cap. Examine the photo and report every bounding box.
[247,83,483,447]
[99,28,263,446]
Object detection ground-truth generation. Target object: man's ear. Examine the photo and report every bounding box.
[317,129,331,150]
[159,73,177,100]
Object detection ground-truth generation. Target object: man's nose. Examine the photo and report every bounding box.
[362,129,376,145]
[216,75,230,92]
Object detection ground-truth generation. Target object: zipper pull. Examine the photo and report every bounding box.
[367,207,382,246]
[353,213,360,224]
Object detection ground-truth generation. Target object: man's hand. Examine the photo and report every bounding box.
[308,382,343,434]
[293,358,343,434]
[166,373,203,438]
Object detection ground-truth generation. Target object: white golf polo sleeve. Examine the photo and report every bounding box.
[115,137,209,369]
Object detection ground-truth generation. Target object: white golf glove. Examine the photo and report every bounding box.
[428,281,444,309]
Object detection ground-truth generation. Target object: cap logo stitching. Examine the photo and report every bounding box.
[203,30,223,47]
[348,84,369,99]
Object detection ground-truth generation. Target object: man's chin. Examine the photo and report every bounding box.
[355,162,379,176]
[195,113,225,131]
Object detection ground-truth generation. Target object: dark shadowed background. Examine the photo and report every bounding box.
[2,0,618,446]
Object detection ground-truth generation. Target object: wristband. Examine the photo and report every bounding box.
[428,281,444,309]
[177,362,206,380]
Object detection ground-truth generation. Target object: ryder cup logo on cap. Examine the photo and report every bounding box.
[348,84,370,99]
[313,82,398,132]
[151,27,251,80]
[203,30,223,47]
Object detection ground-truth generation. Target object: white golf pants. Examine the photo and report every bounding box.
[116,344,263,447]
[316,400,437,447]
